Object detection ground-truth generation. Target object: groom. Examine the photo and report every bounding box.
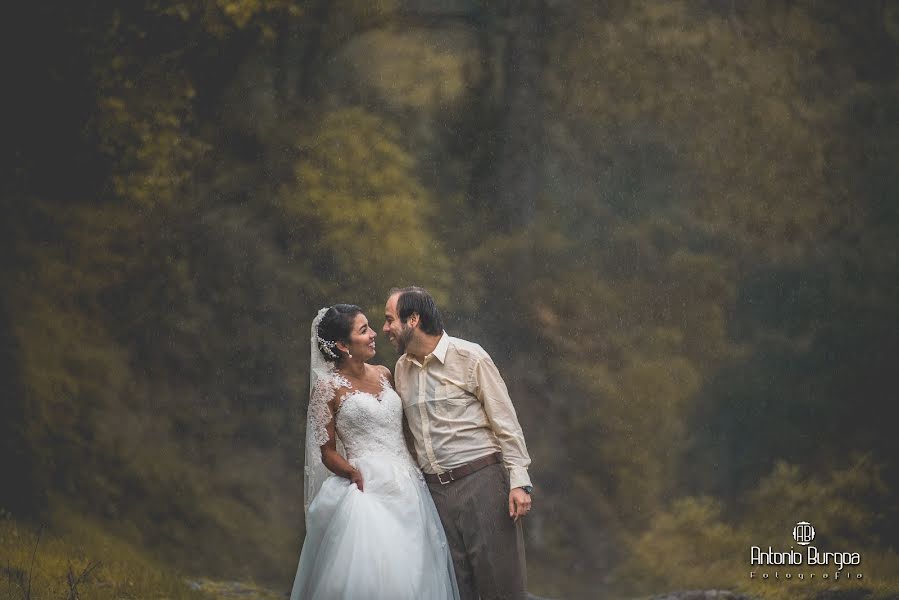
[383,286,532,600]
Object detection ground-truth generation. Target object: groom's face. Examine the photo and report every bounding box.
[383,293,414,354]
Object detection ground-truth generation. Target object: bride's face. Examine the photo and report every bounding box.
[342,313,377,361]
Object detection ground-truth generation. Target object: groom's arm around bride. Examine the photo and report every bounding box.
[384,286,532,600]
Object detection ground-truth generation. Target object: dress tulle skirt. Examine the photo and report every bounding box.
[290,454,460,600]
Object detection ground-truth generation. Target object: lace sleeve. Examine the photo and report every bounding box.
[307,376,337,448]
[304,371,343,516]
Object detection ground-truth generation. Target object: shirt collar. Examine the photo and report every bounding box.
[431,331,449,364]
[397,331,449,366]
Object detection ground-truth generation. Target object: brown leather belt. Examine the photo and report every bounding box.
[424,452,502,485]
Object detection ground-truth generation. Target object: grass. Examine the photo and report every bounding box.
[0,509,213,600]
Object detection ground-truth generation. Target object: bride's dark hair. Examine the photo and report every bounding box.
[317,304,362,362]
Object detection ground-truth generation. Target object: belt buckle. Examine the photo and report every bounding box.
[437,470,454,485]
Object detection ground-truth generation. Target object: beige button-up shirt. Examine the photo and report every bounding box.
[395,332,532,490]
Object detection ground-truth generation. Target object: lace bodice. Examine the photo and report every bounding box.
[308,369,416,467]
[336,377,415,464]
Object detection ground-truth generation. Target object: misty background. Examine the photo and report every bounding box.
[1,1,898,599]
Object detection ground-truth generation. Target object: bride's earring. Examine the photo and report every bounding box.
[348,352,353,358]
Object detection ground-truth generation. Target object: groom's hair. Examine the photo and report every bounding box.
[390,286,444,336]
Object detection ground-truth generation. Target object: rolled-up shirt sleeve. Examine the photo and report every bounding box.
[471,355,533,490]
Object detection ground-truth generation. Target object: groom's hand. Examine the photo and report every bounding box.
[509,487,531,522]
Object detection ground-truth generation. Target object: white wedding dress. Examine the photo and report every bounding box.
[289,370,460,600]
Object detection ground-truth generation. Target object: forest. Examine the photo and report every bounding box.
[1,1,898,598]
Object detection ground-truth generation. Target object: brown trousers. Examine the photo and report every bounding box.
[427,462,527,600]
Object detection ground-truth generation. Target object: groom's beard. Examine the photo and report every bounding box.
[396,325,414,354]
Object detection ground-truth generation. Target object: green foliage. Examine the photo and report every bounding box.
[151,0,304,36]
[548,1,861,254]
[616,457,899,599]
[0,511,212,600]
[615,496,740,593]
[278,106,450,305]
[99,91,209,209]
[744,457,891,548]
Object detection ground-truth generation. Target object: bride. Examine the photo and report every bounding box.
[289,304,460,600]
